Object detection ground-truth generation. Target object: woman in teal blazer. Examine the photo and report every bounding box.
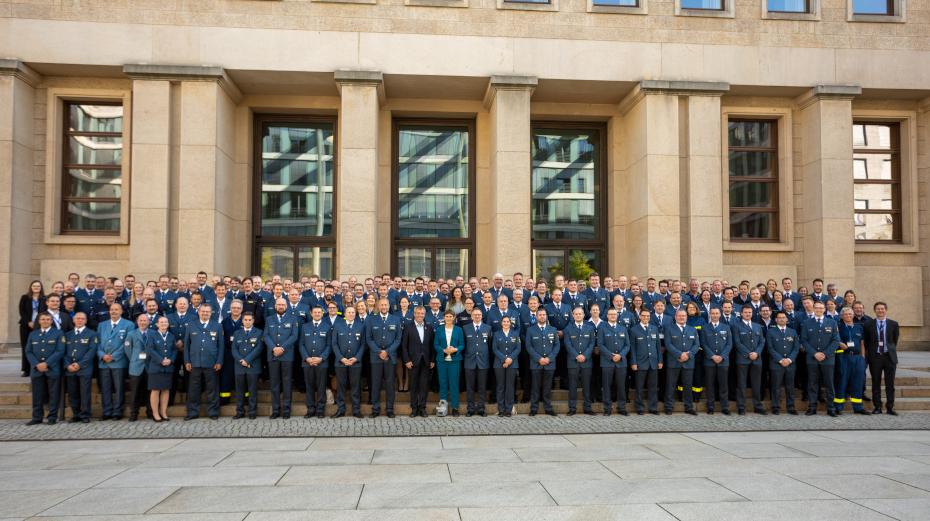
[434,309,465,416]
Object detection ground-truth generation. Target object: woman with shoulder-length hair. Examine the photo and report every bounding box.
[434,309,464,416]
[493,315,521,417]
[19,280,47,377]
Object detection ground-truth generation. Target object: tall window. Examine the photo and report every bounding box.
[393,120,475,279]
[61,102,123,233]
[728,119,779,241]
[253,117,335,279]
[768,0,807,12]
[852,0,894,14]
[531,125,605,280]
[853,121,900,242]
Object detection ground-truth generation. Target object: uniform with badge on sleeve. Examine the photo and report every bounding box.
[663,322,700,414]
[264,313,298,418]
[230,327,263,418]
[462,320,492,416]
[167,309,196,404]
[145,329,177,392]
[835,321,866,413]
[97,317,135,420]
[563,320,596,415]
[630,321,662,414]
[732,319,767,414]
[63,326,97,422]
[800,316,840,415]
[525,322,560,415]
[184,319,224,419]
[124,327,152,420]
[331,319,366,416]
[26,327,65,424]
[154,289,178,315]
[492,328,521,416]
[220,315,243,402]
[366,312,402,417]
[767,325,799,414]
[701,320,732,414]
[598,321,630,415]
[299,319,331,417]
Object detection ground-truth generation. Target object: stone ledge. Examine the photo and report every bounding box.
[483,75,538,109]
[618,79,730,114]
[0,59,41,86]
[795,84,862,109]
[123,64,242,103]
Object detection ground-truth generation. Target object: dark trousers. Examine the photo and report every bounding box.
[187,366,220,417]
[705,364,729,411]
[495,367,516,413]
[65,374,92,420]
[665,367,694,412]
[234,372,259,415]
[634,367,658,413]
[168,356,187,405]
[370,361,396,413]
[98,367,125,417]
[530,369,554,413]
[807,361,835,412]
[518,349,531,401]
[31,373,60,421]
[567,366,593,412]
[302,365,327,414]
[464,367,488,413]
[591,352,602,401]
[268,359,293,415]
[127,373,150,415]
[409,361,431,413]
[770,364,796,412]
[601,365,627,411]
[736,363,763,411]
[19,324,31,373]
[869,354,896,411]
[336,365,362,413]
[437,360,461,410]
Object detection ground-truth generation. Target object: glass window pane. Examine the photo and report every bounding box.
[435,248,468,281]
[260,124,334,237]
[853,123,893,150]
[854,214,895,240]
[854,184,893,210]
[728,121,773,148]
[64,201,120,232]
[505,0,550,3]
[729,151,774,178]
[68,135,122,165]
[852,0,892,14]
[68,104,123,133]
[396,127,470,239]
[260,247,295,281]
[681,0,723,9]
[567,250,600,281]
[532,130,598,240]
[767,0,806,11]
[729,181,775,208]
[397,247,432,279]
[852,153,892,180]
[66,168,122,198]
[297,246,334,280]
[593,0,637,5]
[730,212,776,240]
[534,249,566,280]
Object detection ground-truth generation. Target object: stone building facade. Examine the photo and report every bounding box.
[1,0,929,346]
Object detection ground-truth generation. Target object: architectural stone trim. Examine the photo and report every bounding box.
[497,0,559,11]
[482,75,538,110]
[122,64,242,103]
[762,0,821,20]
[795,84,862,109]
[334,70,385,104]
[0,59,41,87]
[675,0,735,18]
[618,80,729,115]
[406,0,468,7]
[848,0,906,22]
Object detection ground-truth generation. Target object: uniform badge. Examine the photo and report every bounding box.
[786,336,793,341]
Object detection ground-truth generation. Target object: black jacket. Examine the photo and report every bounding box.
[401,321,434,366]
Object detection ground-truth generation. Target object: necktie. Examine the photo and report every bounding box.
[879,321,886,354]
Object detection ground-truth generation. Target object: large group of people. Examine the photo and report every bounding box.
[18,271,901,425]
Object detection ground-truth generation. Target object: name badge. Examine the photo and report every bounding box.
[846,341,855,348]
[319,332,327,337]
[210,332,217,338]
[389,325,396,330]
[284,323,292,328]
[824,327,832,332]
[786,336,793,341]
[81,338,89,344]
[139,353,147,360]
[650,334,657,339]
[250,338,257,344]
[658,333,665,340]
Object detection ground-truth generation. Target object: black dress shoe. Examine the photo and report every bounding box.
[304,413,312,419]
[738,409,746,416]
[855,409,870,415]
[419,411,429,417]
[333,411,346,418]
[387,412,395,418]
[686,409,697,416]
[233,413,244,420]
[112,415,123,421]
[69,417,81,423]
[128,416,138,423]
[872,408,882,414]
[249,414,257,420]
[755,408,768,416]
[584,410,596,416]
[788,409,798,415]
[370,412,379,418]
[887,409,898,416]
[618,410,628,416]
[26,419,42,425]
[721,409,731,416]
[317,412,325,418]
[81,417,90,423]
[771,410,780,416]
[567,410,576,416]
[805,410,816,416]
[282,413,290,419]
[467,411,476,417]
[184,415,198,421]
[707,410,714,415]
[603,410,611,416]
[47,418,57,425]
[834,410,842,416]
[409,411,418,418]
[270,413,280,419]
[451,410,458,417]
[637,410,644,415]
[649,410,659,415]
[665,410,673,415]
[827,410,837,417]
[353,412,363,418]
[547,410,557,416]
[479,411,487,417]
[21,371,29,378]
[209,416,219,420]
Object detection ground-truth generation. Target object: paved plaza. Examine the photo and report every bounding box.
[0,428,928,520]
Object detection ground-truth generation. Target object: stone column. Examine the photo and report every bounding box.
[680,87,728,280]
[335,70,383,280]
[0,60,39,346]
[617,81,684,280]
[484,75,535,276]
[125,76,173,281]
[796,85,860,290]
[123,65,243,280]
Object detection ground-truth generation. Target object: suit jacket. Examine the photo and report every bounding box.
[48,310,73,333]
[96,318,135,369]
[433,324,465,362]
[63,327,98,376]
[26,328,65,377]
[864,318,900,365]
[401,321,434,367]
[18,294,47,326]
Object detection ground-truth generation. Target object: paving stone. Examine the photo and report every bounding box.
[794,474,930,499]
[514,445,661,462]
[169,438,313,452]
[151,485,362,513]
[449,461,618,482]
[358,482,554,509]
[245,509,460,521]
[97,466,289,487]
[217,449,373,467]
[440,434,573,449]
[309,436,442,450]
[853,498,930,521]
[279,464,450,485]
[541,477,744,505]
[600,458,774,479]
[459,505,679,520]
[28,515,247,521]
[0,469,124,490]
[372,447,520,464]
[780,441,930,457]
[711,442,815,459]
[754,456,930,476]
[662,499,894,520]
[40,486,178,516]
[709,474,840,500]
[881,472,930,492]
[0,488,81,518]
[50,451,156,469]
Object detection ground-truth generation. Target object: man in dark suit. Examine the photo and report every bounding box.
[401,306,434,417]
[864,301,899,415]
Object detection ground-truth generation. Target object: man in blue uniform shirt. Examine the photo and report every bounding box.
[800,301,841,416]
[664,309,700,415]
[702,307,732,415]
[97,303,134,420]
[184,304,224,420]
[835,307,868,415]
[63,312,97,422]
[598,308,630,416]
[768,310,799,415]
[331,307,366,418]
[300,306,331,418]
[461,308,492,416]
[732,305,767,415]
[630,309,663,415]
[231,312,263,419]
[563,307,596,415]
[525,308,560,416]
[366,298,402,418]
[264,298,298,419]
[25,313,65,425]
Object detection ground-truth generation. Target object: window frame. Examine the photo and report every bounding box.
[390,118,477,278]
[762,0,821,19]
[847,0,905,22]
[676,0,734,17]
[852,120,902,244]
[529,121,608,275]
[251,114,338,279]
[59,100,125,236]
[726,117,780,244]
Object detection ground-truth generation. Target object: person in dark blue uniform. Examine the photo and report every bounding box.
[300,306,331,418]
[767,310,799,415]
[563,307,596,415]
[702,307,732,415]
[630,309,662,415]
[461,307,491,416]
[264,298,298,419]
[664,309,700,415]
[25,313,65,425]
[184,304,224,420]
[732,305,767,415]
[598,308,630,416]
[231,312,263,419]
[525,308,560,416]
[835,307,868,414]
[220,300,244,404]
[146,316,177,422]
[331,306,366,418]
[97,303,134,420]
[63,312,96,422]
[800,301,841,416]
[366,298,402,418]
[492,316,521,417]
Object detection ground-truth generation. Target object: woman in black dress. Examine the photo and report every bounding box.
[18,280,46,377]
